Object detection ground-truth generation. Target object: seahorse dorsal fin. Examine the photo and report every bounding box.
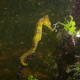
[44,15,48,18]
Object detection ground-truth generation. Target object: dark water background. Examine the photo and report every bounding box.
[0,0,80,80]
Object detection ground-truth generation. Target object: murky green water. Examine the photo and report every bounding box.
[0,0,79,80]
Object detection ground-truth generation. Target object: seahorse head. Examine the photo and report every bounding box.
[43,15,54,31]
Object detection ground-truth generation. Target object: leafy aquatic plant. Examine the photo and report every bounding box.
[52,15,80,45]
[28,75,38,80]
[59,15,80,37]
[66,63,80,80]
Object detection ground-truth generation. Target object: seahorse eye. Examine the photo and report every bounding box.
[49,22,51,26]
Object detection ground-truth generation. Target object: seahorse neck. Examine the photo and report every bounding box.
[36,21,43,33]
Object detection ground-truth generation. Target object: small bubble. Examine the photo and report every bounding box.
[38,2,41,6]
[16,14,19,17]
[65,52,68,54]
[73,6,75,8]
[4,7,7,10]
[51,13,54,16]
[77,1,79,4]
[20,41,24,44]
[15,20,18,23]
[9,41,14,45]
[1,21,4,24]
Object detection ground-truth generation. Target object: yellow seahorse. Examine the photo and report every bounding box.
[20,15,54,66]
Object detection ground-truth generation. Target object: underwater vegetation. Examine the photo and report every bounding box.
[66,63,80,80]
[54,15,80,45]
[28,75,38,80]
